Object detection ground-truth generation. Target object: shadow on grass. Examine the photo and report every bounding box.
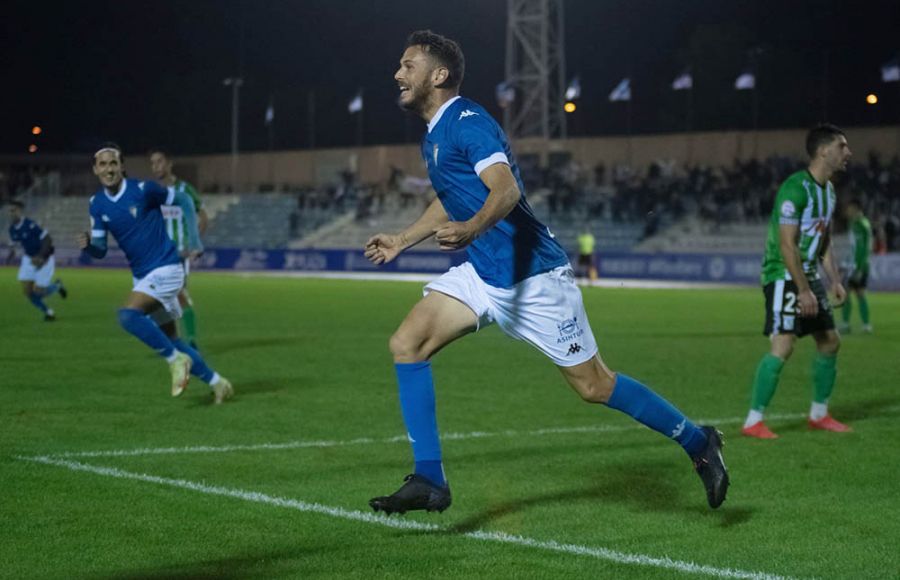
[181,378,294,408]
[97,547,327,580]
[201,336,309,356]
[442,461,748,533]
[771,396,900,434]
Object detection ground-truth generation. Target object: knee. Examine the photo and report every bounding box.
[117,308,142,331]
[389,329,427,363]
[577,371,617,404]
[771,341,794,360]
[820,335,841,356]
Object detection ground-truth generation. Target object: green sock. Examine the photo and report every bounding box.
[858,295,870,324]
[182,306,197,343]
[750,353,785,411]
[841,296,852,323]
[812,353,837,404]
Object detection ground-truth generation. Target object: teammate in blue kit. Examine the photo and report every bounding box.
[7,200,67,320]
[366,31,729,514]
[76,144,233,404]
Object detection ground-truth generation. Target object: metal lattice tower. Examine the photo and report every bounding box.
[503,0,567,140]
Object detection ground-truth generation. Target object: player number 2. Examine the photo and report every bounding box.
[784,292,797,313]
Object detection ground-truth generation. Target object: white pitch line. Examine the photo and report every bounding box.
[31,404,900,461]
[19,455,795,580]
[40,411,806,459]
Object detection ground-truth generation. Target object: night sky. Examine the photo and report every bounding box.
[4,0,899,156]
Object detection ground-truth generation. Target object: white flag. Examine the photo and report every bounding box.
[672,71,692,91]
[565,77,581,100]
[735,71,755,90]
[495,82,515,108]
[882,58,900,83]
[609,78,631,102]
[348,92,363,114]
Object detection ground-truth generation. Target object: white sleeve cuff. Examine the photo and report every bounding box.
[91,229,106,238]
[474,152,509,176]
[39,230,49,239]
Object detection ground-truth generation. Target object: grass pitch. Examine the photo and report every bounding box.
[2,267,898,579]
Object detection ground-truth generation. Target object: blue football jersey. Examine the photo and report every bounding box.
[422,96,568,288]
[89,178,180,278]
[9,218,50,257]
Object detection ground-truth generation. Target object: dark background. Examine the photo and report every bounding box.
[3,0,899,155]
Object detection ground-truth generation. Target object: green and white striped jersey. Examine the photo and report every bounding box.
[761,170,836,285]
[160,180,203,252]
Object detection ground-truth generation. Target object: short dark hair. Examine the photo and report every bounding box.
[406,30,465,89]
[806,123,845,157]
[9,199,24,209]
[148,147,171,159]
[93,141,124,164]
[847,197,863,210]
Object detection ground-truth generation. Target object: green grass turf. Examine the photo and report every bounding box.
[2,267,898,579]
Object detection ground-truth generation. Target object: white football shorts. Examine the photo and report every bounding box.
[425,261,598,366]
[18,255,55,287]
[133,263,185,322]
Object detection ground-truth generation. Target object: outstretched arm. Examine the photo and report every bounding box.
[365,197,449,265]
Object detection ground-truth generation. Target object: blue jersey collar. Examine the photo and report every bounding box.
[104,179,127,202]
[427,96,461,133]
[12,218,25,230]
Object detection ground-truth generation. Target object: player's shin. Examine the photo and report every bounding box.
[181,306,197,343]
[173,338,216,384]
[395,361,446,487]
[27,292,50,313]
[811,353,837,410]
[858,295,870,325]
[117,308,177,359]
[749,353,784,415]
[605,374,707,457]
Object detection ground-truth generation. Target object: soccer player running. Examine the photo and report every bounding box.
[77,144,233,404]
[149,148,208,349]
[365,31,728,515]
[839,198,873,333]
[7,200,67,320]
[742,124,852,439]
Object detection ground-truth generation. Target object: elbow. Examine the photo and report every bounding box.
[505,186,522,209]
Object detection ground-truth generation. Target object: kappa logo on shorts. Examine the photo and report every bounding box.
[557,317,585,344]
[567,343,583,356]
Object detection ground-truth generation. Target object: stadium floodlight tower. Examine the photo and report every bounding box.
[503,0,567,140]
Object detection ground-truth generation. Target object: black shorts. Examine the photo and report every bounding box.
[763,278,835,337]
[847,268,869,290]
[577,253,594,268]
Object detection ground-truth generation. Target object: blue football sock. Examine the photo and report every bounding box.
[117,308,176,359]
[606,374,707,458]
[173,338,215,384]
[395,361,446,486]
[27,292,49,313]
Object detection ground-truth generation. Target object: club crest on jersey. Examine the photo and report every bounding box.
[780,200,796,218]
[557,317,584,344]
[433,144,439,165]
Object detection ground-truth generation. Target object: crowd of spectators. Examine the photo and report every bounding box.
[543,153,900,251]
